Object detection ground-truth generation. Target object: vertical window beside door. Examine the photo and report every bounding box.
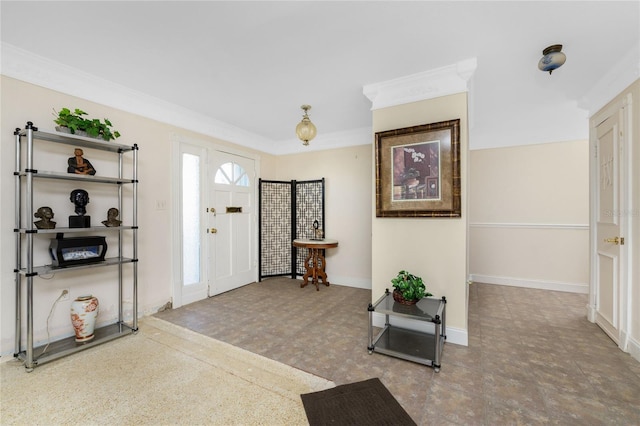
[182,153,200,285]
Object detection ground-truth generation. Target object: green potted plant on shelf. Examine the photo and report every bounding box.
[391,270,432,305]
[53,107,121,141]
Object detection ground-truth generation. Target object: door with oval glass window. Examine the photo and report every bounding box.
[209,151,257,295]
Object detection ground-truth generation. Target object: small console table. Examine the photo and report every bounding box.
[368,289,446,372]
[292,238,338,290]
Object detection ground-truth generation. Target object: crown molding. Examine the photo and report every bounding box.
[579,42,640,116]
[363,57,477,110]
[1,42,374,155]
[0,42,274,153]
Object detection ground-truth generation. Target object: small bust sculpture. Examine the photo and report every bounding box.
[69,189,91,228]
[34,206,56,229]
[102,207,122,227]
[67,148,96,175]
[70,189,90,216]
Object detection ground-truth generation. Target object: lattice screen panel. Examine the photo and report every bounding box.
[258,178,324,280]
[259,181,292,278]
[295,180,324,276]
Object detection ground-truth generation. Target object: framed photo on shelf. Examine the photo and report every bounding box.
[375,119,461,217]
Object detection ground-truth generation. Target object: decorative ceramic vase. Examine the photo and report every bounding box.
[70,295,99,342]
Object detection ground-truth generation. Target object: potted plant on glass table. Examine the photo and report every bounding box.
[390,270,432,305]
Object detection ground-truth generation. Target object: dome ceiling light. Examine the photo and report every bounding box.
[538,44,566,74]
[295,105,317,146]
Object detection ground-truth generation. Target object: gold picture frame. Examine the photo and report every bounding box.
[375,119,461,217]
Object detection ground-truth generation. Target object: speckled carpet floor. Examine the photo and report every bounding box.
[0,316,333,425]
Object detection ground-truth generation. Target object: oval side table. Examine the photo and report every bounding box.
[292,238,338,290]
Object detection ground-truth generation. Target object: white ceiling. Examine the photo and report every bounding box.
[1,1,639,154]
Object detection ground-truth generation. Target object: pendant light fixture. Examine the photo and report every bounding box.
[295,105,317,146]
[538,44,566,74]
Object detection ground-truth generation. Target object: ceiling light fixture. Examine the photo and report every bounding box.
[295,105,317,146]
[538,44,566,74]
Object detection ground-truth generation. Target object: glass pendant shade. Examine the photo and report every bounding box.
[295,105,317,146]
[538,44,566,74]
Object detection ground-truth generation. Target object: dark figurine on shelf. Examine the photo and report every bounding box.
[102,207,122,227]
[34,206,56,229]
[67,148,96,175]
[69,188,91,228]
[70,189,89,215]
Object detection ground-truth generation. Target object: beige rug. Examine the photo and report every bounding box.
[0,316,334,425]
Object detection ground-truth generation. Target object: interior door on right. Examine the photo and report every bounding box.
[594,112,624,344]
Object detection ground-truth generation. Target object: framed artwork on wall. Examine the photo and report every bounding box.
[375,119,461,217]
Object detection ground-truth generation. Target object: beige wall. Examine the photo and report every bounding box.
[0,76,372,355]
[469,140,590,292]
[0,76,277,354]
[4,72,633,360]
[371,93,469,344]
[272,146,373,287]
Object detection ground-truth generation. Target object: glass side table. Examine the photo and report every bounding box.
[368,289,446,372]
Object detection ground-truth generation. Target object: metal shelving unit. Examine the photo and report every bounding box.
[13,122,139,371]
[368,289,446,372]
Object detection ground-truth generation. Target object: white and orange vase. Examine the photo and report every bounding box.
[70,295,99,342]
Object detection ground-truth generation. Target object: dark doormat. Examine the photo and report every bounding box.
[300,378,417,426]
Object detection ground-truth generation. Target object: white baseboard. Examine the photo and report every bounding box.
[328,276,372,290]
[372,313,468,346]
[627,336,640,364]
[586,303,597,322]
[585,308,639,363]
[469,274,588,294]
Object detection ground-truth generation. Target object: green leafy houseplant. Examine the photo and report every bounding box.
[53,108,121,141]
[391,270,432,305]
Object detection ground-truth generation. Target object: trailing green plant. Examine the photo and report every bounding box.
[391,270,432,301]
[53,107,121,141]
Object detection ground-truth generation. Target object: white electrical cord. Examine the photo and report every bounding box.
[39,290,67,357]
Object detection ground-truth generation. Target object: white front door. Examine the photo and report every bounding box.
[209,151,256,295]
[593,109,627,345]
